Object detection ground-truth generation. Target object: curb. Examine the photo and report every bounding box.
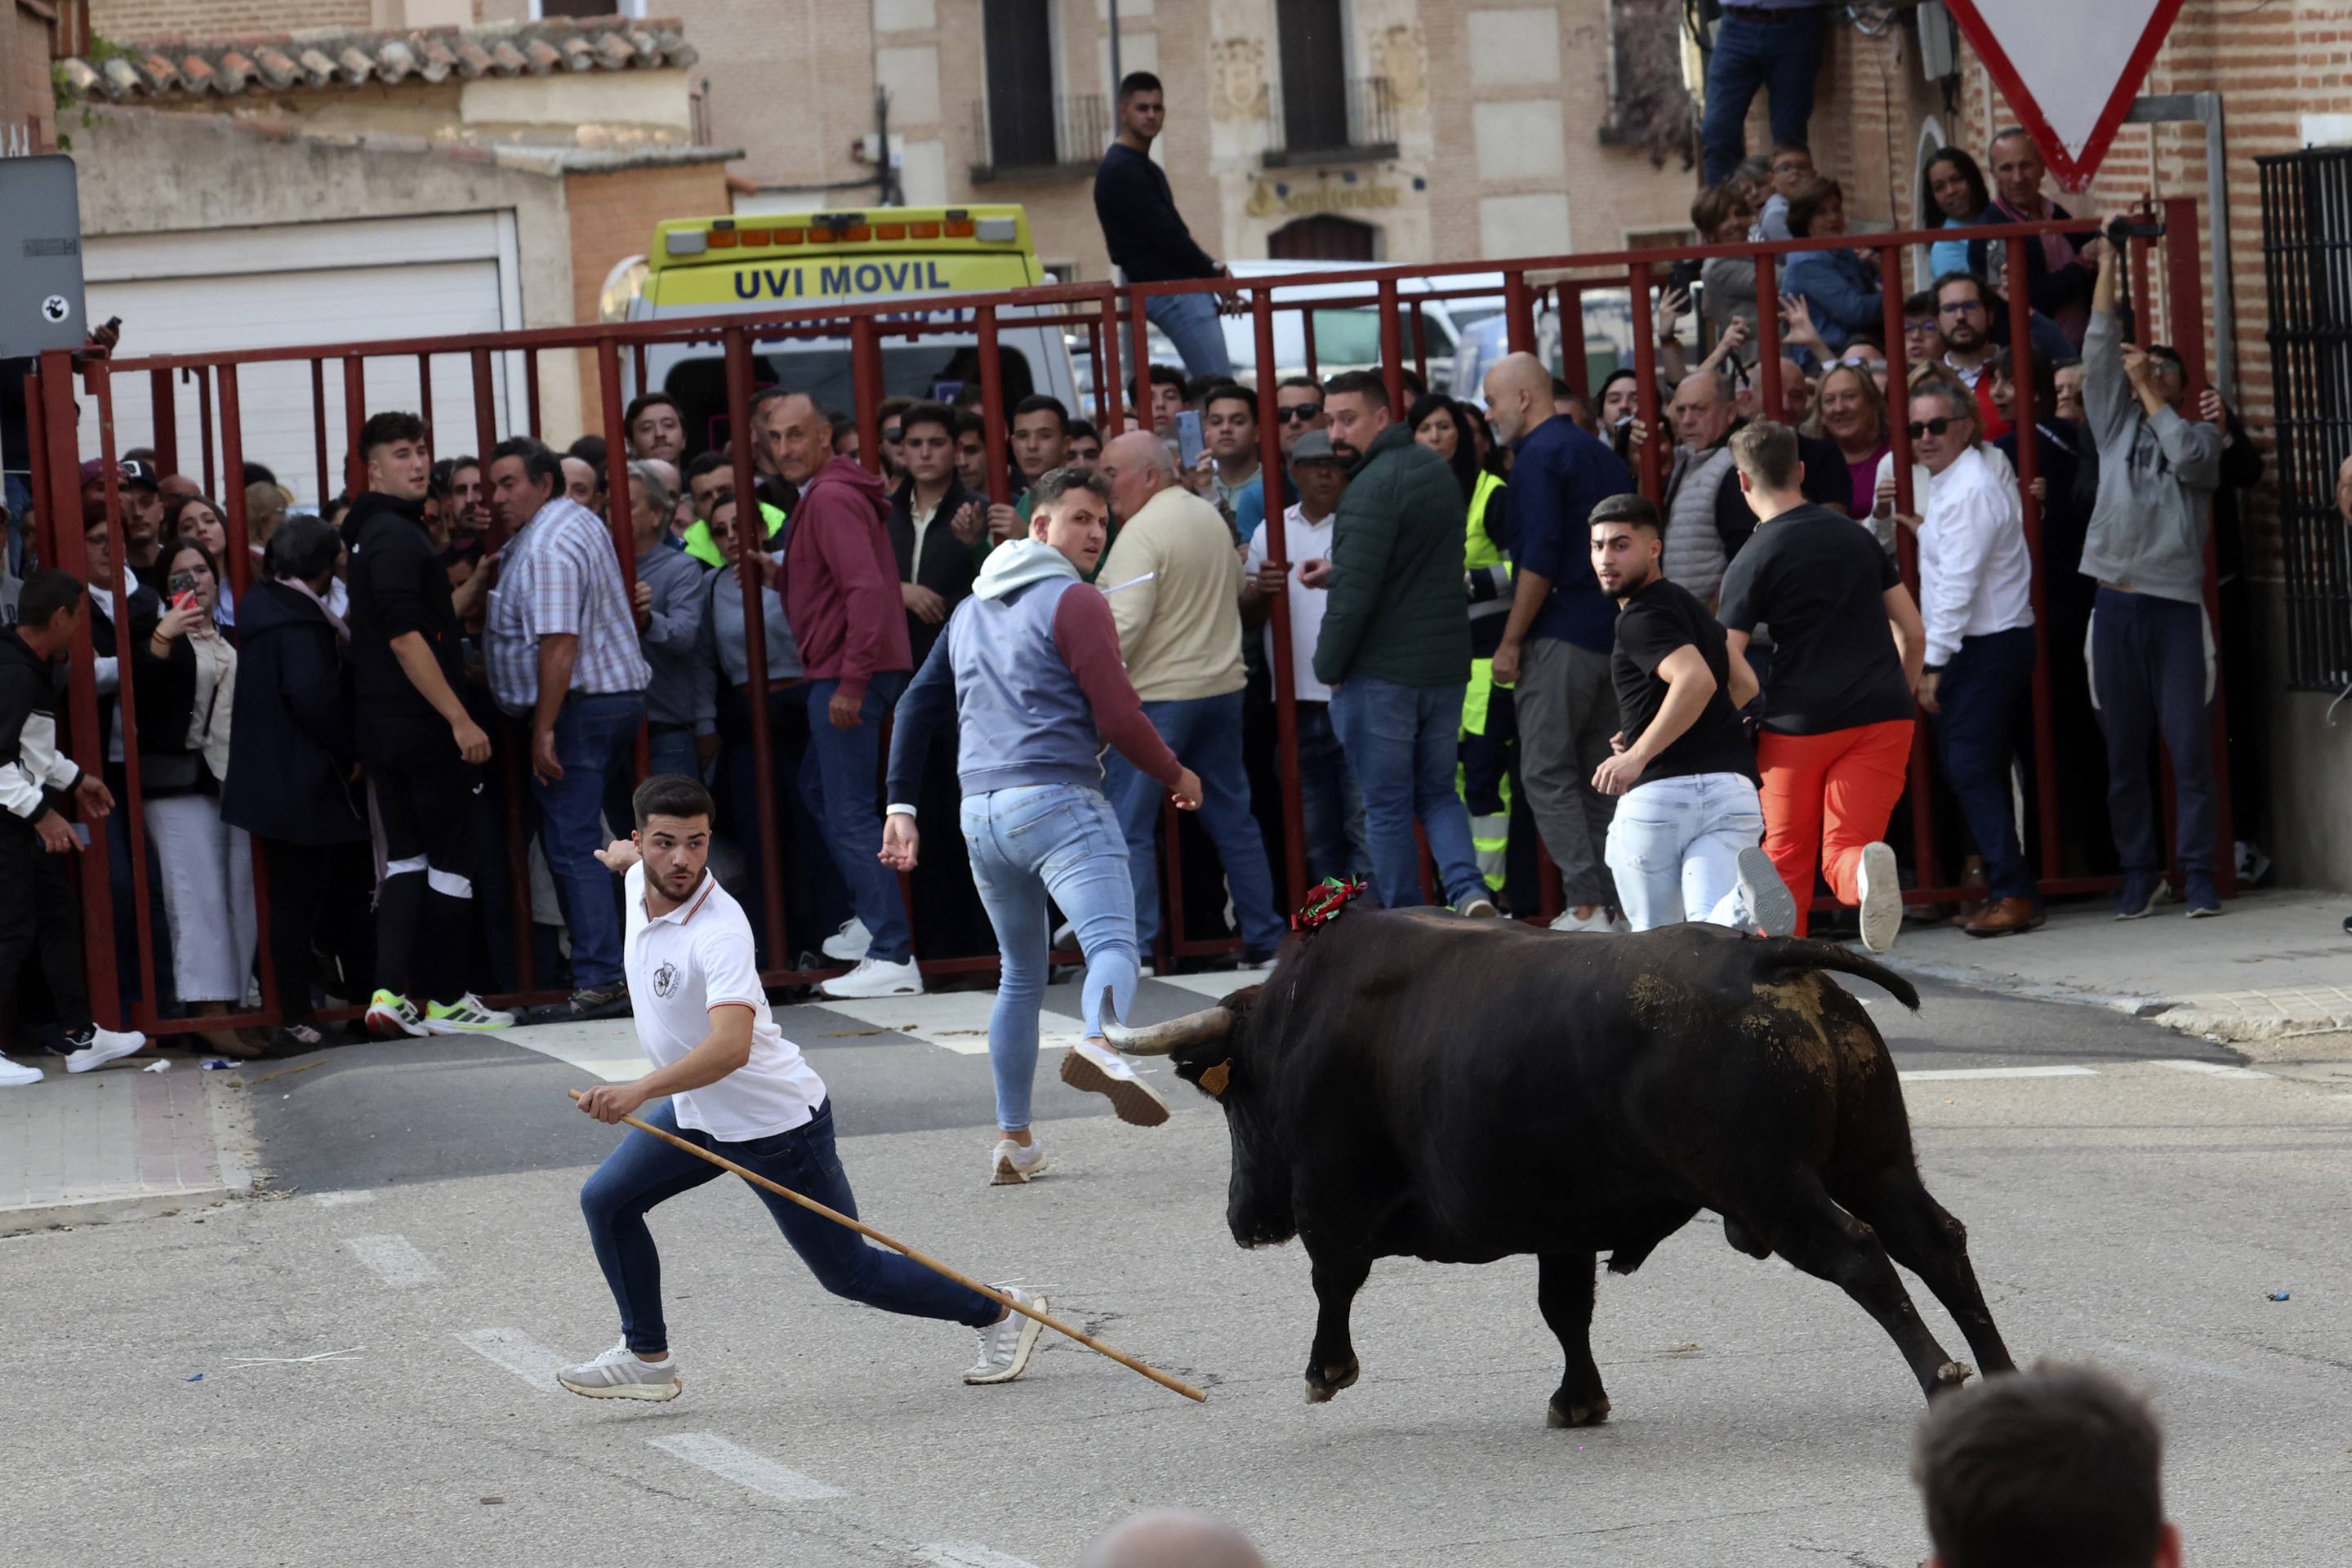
[1873,950,2352,1045]
[0,1185,241,1238]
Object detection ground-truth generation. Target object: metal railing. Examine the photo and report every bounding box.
[1266,75,1398,165]
[16,205,2234,1040]
[970,93,1110,180]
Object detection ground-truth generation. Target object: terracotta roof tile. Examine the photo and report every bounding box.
[60,16,698,105]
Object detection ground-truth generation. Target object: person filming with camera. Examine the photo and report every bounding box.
[2078,212,2225,921]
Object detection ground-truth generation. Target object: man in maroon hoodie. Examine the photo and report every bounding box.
[757,393,920,1000]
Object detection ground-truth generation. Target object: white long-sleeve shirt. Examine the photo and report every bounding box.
[1918,445,2034,667]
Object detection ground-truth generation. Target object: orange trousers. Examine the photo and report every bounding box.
[1755,719,1915,936]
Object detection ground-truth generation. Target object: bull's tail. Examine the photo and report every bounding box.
[1756,938,1921,1012]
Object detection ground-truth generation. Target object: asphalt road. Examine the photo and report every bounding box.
[10,965,2350,1567]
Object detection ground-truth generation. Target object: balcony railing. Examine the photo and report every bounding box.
[1266,75,1399,167]
[970,92,1111,182]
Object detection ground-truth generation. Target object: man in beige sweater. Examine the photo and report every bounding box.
[1095,432,1287,963]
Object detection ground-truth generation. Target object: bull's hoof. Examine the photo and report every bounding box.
[1303,1360,1360,1404]
[1929,1361,1976,1397]
[1547,1394,1611,1428]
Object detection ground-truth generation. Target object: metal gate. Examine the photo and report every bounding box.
[2259,147,2352,693]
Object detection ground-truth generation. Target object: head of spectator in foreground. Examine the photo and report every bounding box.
[16,569,88,653]
[159,471,202,503]
[953,409,993,496]
[1812,359,1891,455]
[1026,466,1113,576]
[1934,270,1995,360]
[1840,338,1892,395]
[1772,358,1815,425]
[560,454,601,511]
[1065,418,1102,466]
[1730,421,1806,519]
[2141,343,2190,412]
[164,492,229,561]
[625,460,675,555]
[829,412,859,461]
[1729,153,1773,211]
[1768,141,1815,199]
[363,411,431,504]
[684,451,733,522]
[631,772,718,904]
[160,535,225,622]
[1989,344,2055,429]
[1116,69,1166,151]
[568,433,607,472]
[1273,375,1325,457]
[1320,369,1395,467]
[1786,175,1848,241]
[1670,370,1735,453]
[1987,127,2050,216]
[875,394,915,479]
[1012,394,1071,483]
[1904,291,1946,365]
[1927,146,1993,225]
[1288,430,1347,519]
[704,490,743,565]
[1408,393,1481,501]
[898,401,959,492]
[1597,368,1642,432]
[1134,363,1187,439]
[1459,399,1502,473]
[1588,492,1664,602]
[755,393,835,488]
[1201,383,1260,470]
[1098,429,1178,523]
[1692,181,1753,245]
[1548,376,1586,429]
[2053,359,2086,424]
[1908,381,1977,478]
[624,392,685,466]
[487,437,562,533]
[1914,1362,2178,1568]
[265,514,341,594]
[433,456,487,537]
[1077,1508,1264,1568]
[1479,352,1555,448]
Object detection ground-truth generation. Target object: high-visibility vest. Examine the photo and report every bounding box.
[1464,470,1507,573]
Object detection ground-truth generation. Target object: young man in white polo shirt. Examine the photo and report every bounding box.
[559,774,1045,1400]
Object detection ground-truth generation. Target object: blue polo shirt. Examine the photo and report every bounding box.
[1507,414,1633,653]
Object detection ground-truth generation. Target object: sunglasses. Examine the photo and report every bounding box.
[1906,416,1962,439]
[1276,405,1323,423]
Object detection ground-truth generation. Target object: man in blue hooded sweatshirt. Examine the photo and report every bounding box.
[883,467,1203,1187]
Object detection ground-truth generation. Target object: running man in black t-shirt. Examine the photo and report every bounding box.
[1715,422,1927,952]
[1587,495,1795,936]
[344,411,514,1039]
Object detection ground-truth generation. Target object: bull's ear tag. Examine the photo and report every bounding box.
[1198,1060,1232,1097]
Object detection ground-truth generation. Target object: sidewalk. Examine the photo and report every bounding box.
[0,1057,257,1236]
[1885,886,2352,1043]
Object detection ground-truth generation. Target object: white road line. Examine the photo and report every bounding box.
[815,993,1081,1058]
[1900,1066,2101,1082]
[498,1018,646,1083]
[312,1190,376,1207]
[343,1233,443,1289]
[453,1328,568,1391]
[917,1546,1045,1568]
[647,1432,843,1502]
[2152,1058,2273,1080]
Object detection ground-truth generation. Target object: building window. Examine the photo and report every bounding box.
[1267,0,1397,166]
[972,0,1107,178]
[1267,216,1377,261]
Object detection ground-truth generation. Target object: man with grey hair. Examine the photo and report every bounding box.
[1077,1508,1266,1568]
[1660,369,1744,607]
[625,457,706,783]
[1894,381,2039,938]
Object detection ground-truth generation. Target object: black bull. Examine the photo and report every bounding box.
[1105,910,2016,1423]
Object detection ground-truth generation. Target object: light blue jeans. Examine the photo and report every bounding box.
[1602,771,1765,932]
[961,784,1140,1133]
[1144,291,1234,379]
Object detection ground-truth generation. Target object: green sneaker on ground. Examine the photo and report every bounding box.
[423,993,517,1035]
[364,989,425,1040]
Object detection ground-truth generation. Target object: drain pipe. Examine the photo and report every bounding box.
[2127,91,2234,404]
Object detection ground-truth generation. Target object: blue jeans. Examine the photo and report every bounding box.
[1144,291,1234,379]
[2090,589,2216,876]
[1699,8,1828,185]
[1603,772,1766,931]
[961,784,1139,1132]
[1101,689,1286,954]
[579,1098,996,1355]
[647,724,702,784]
[3,474,31,578]
[1290,701,1370,885]
[531,691,646,990]
[1330,676,1487,911]
[802,673,912,963]
[1935,626,2038,902]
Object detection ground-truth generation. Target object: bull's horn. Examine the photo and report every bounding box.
[1102,1004,1233,1057]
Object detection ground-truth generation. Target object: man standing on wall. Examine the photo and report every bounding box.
[1094,71,1238,380]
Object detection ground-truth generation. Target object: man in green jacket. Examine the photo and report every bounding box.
[1310,370,1498,917]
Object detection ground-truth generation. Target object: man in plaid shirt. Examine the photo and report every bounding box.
[485,439,651,1020]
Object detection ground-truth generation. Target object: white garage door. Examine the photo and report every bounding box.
[82,212,521,510]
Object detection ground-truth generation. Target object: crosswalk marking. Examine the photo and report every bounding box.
[343,1233,442,1289]
[453,1327,568,1392]
[2153,1058,2273,1080]
[917,1546,1045,1568]
[812,993,1081,1057]
[499,1017,645,1083]
[648,1432,843,1502]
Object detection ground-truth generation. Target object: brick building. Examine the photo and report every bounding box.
[2,0,67,154]
[1796,1,2352,888]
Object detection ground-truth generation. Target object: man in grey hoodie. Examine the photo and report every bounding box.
[884,468,1202,1187]
[2078,218,2225,920]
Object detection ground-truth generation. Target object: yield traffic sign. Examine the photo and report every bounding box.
[1945,0,2185,191]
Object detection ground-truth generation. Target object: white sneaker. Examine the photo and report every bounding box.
[65,1025,148,1073]
[1856,841,1902,955]
[0,1058,43,1088]
[991,1138,1049,1186]
[1548,907,1615,934]
[819,955,924,1000]
[1736,845,1798,938]
[1457,896,1500,919]
[821,917,873,962]
[1059,1037,1169,1127]
[964,1287,1049,1385]
[556,1340,682,1401]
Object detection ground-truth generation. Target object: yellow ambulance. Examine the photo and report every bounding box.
[603,205,1081,453]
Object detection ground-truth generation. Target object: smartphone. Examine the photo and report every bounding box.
[169,589,198,613]
[1176,409,1205,468]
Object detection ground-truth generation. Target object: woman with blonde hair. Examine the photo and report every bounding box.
[1805,359,1894,525]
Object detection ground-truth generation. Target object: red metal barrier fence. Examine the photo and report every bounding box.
[19,203,2231,1037]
